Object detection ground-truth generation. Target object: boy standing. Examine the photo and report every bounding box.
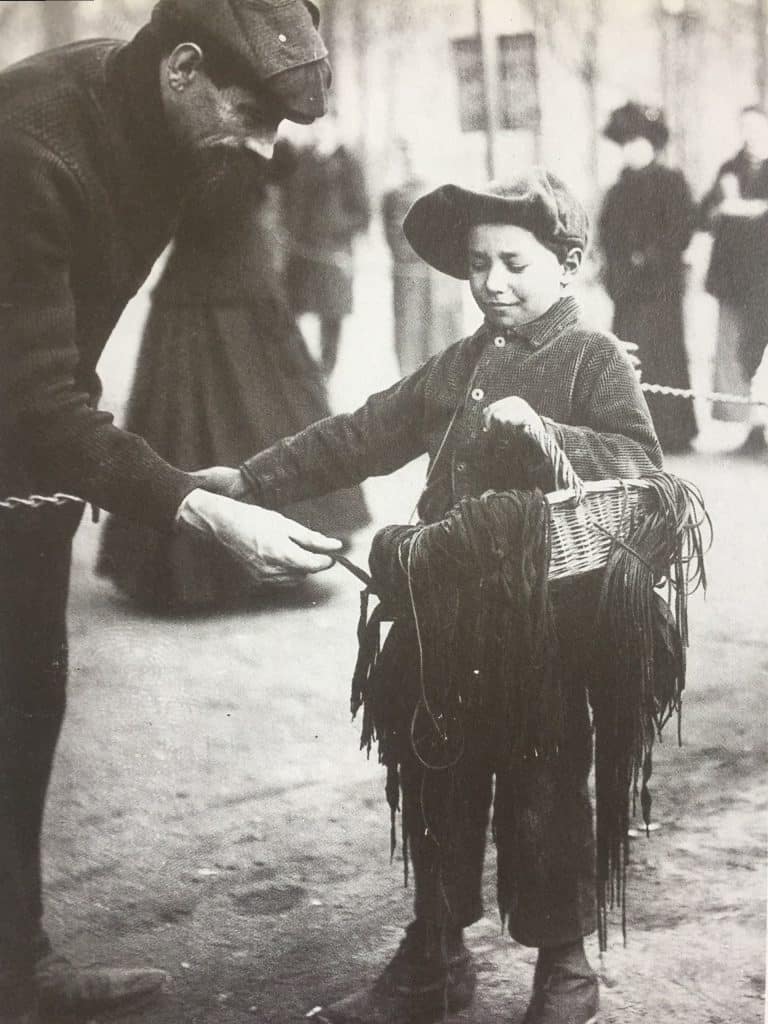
[202,169,662,1024]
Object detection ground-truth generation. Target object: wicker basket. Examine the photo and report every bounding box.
[531,425,657,583]
[546,480,655,581]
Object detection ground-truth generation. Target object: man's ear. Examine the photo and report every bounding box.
[165,43,205,92]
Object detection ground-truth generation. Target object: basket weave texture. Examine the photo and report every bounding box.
[532,424,656,582]
[546,481,654,581]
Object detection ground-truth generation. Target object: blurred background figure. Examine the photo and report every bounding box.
[382,139,463,376]
[699,104,768,455]
[599,102,697,453]
[97,151,370,613]
[285,112,370,376]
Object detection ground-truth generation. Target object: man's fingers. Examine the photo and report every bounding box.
[247,547,333,579]
[289,525,343,554]
[286,544,336,574]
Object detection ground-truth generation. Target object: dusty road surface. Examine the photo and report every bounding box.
[41,444,766,1024]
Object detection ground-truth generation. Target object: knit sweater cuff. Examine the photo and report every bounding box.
[239,459,267,504]
[541,416,565,448]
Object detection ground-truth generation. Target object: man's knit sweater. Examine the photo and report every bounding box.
[241,296,662,522]
[0,29,199,527]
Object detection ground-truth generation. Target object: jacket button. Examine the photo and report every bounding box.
[494,336,506,348]
[471,387,485,401]
[456,461,466,472]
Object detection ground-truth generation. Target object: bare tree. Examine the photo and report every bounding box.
[0,5,18,35]
[40,0,79,49]
[756,0,768,104]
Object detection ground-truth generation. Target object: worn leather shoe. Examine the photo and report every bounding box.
[520,943,599,1024]
[309,920,477,1024]
[35,953,168,1014]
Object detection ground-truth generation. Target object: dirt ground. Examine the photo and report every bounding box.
[41,444,766,1024]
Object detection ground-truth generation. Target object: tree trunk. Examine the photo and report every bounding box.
[40,1,78,50]
[756,0,768,106]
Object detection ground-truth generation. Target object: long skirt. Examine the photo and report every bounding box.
[97,297,370,611]
[613,291,697,452]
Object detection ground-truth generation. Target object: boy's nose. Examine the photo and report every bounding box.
[485,264,508,295]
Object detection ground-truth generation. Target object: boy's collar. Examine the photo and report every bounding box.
[487,295,581,349]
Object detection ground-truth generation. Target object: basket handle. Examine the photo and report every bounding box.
[524,422,585,502]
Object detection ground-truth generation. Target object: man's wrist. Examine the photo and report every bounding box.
[175,488,220,535]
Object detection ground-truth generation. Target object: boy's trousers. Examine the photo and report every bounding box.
[399,585,599,949]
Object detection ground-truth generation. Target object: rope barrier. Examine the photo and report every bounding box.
[641,382,768,408]
[0,493,85,511]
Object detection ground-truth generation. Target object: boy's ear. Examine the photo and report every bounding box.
[561,246,583,282]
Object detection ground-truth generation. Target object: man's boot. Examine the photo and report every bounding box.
[309,920,477,1024]
[35,951,168,1015]
[0,1010,39,1024]
[520,941,599,1024]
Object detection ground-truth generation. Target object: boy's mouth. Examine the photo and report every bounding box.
[485,302,520,312]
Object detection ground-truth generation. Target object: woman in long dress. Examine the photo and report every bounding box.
[97,154,370,611]
[599,102,697,453]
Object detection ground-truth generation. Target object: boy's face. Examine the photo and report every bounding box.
[468,223,574,329]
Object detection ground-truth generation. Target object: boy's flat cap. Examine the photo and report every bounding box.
[151,0,330,121]
[403,169,589,280]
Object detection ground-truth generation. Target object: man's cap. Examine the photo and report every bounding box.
[403,169,589,280]
[603,102,669,149]
[151,0,330,122]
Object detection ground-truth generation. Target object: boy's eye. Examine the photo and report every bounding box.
[503,260,528,273]
[469,257,489,271]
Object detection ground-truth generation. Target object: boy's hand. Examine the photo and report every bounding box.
[483,396,544,435]
[190,466,251,501]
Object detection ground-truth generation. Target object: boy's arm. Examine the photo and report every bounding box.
[236,364,434,508]
[541,345,663,481]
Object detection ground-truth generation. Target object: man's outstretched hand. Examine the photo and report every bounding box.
[176,489,341,583]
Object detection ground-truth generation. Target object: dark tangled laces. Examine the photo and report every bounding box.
[350,473,709,949]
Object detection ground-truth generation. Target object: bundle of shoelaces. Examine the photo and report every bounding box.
[349,473,709,948]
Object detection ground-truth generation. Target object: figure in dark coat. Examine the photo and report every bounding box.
[0,2,336,1017]
[600,102,697,452]
[285,114,370,374]
[97,155,370,611]
[699,105,768,451]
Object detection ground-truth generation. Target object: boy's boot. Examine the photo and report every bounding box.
[35,951,168,1015]
[521,940,598,1024]
[310,920,477,1024]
